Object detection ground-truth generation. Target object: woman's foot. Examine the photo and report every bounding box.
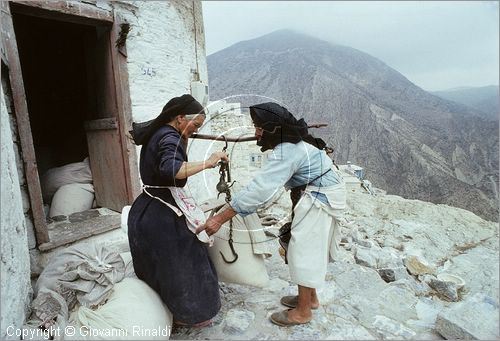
[287,307,312,323]
[280,295,320,309]
[270,308,312,326]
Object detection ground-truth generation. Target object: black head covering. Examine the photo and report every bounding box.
[130,94,205,145]
[249,102,326,152]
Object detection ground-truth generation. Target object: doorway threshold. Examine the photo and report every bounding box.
[38,208,121,252]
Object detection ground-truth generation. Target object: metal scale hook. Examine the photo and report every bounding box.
[216,136,235,199]
[216,135,238,264]
[220,236,238,264]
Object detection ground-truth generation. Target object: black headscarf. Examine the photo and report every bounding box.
[130,94,205,145]
[249,102,327,152]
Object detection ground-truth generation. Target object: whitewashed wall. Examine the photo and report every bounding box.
[117,0,208,123]
[1,87,32,339]
[112,0,210,185]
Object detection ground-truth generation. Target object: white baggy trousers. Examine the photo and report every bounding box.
[288,182,347,288]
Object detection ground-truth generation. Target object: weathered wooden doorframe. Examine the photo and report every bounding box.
[1,1,139,247]
[1,1,48,244]
[109,11,141,203]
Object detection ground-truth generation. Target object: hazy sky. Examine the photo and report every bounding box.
[202,1,499,91]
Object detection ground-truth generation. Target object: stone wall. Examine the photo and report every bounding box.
[1,86,32,339]
[113,0,209,185]
[117,0,208,123]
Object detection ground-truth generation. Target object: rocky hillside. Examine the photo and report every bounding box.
[432,86,499,121]
[24,174,498,339]
[207,30,499,221]
[172,187,499,339]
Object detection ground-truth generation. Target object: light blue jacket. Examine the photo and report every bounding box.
[230,141,342,216]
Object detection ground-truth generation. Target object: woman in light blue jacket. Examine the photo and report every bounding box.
[197,102,346,327]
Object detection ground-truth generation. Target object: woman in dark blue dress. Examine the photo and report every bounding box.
[128,95,227,326]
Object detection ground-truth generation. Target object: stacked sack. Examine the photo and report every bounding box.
[26,243,173,340]
[40,157,95,217]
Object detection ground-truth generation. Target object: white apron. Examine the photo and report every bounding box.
[287,181,347,288]
[143,185,213,245]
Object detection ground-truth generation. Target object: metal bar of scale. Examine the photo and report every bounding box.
[190,123,328,142]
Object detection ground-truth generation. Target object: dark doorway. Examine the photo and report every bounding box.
[8,7,135,250]
[3,1,138,249]
[12,13,94,175]
[12,10,131,215]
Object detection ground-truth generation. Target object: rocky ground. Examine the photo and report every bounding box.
[171,189,499,340]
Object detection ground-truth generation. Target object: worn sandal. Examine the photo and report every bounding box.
[280,295,319,310]
[270,309,311,327]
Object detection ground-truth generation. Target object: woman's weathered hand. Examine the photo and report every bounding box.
[196,216,223,236]
[205,152,229,169]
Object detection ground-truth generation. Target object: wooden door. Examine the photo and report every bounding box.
[83,17,134,212]
[84,118,128,212]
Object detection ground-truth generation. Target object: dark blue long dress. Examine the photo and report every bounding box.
[128,125,221,324]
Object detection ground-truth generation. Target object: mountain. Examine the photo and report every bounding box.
[207,30,499,221]
[432,86,499,121]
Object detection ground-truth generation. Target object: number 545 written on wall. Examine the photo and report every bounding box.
[142,67,157,77]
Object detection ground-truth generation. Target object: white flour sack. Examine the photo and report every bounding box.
[208,213,271,288]
[49,183,95,217]
[68,278,173,340]
[41,158,93,203]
